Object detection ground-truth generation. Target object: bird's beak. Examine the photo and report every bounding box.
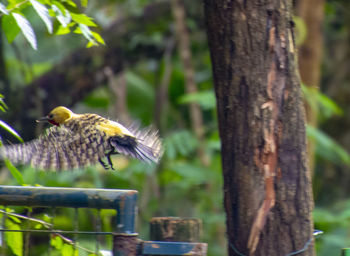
[36,116,49,123]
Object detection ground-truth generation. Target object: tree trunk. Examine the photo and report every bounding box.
[204,1,314,255]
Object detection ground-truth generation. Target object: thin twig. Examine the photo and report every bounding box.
[0,209,53,229]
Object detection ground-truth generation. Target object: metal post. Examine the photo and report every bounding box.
[113,191,139,256]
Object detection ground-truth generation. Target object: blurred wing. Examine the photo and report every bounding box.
[0,126,108,170]
[109,123,163,163]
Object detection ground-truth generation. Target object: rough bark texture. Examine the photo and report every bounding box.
[204,1,314,255]
[295,0,325,172]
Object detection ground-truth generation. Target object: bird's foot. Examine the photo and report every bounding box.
[98,158,110,170]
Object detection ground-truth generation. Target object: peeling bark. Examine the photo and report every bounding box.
[204,0,314,255]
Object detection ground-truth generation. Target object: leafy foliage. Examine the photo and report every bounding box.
[302,84,350,168]
[178,90,216,110]
[307,125,350,166]
[5,212,23,256]
[0,0,104,49]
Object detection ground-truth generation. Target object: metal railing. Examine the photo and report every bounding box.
[0,186,207,256]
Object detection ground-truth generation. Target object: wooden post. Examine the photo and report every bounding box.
[150,217,207,255]
[113,234,139,256]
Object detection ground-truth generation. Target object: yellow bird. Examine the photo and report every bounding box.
[0,106,163,170]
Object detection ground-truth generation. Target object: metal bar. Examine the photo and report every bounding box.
[0,186,137,209]
[142,241,208,256]
[73,208,78,252]
[24,209,32,256]
[95,209,102,255]
[0,209,7,255]
[0,186,138,234]
[115,190,138,234]
[48,207,55,256]
[0,229,116,235]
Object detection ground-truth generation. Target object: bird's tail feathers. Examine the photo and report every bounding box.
[110,123,163,164]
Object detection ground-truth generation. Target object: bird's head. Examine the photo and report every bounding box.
[37,106,74,126]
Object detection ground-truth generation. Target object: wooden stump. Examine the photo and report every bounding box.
[150,217,202,242]
[149,217,207,256]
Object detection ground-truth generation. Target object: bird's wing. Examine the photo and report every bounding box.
[109,123,163,164]
[0,125,109,170]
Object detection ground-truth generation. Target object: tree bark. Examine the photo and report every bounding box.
[204,1,314,255]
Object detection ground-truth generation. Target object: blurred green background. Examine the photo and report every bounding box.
[0,0,350,255]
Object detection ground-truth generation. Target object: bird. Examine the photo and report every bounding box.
[0,106,163,171]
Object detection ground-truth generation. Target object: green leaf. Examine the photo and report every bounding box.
[91,31,105,45]
[64,0,77,8]
[0,3,9,15]
[34,223,43,229]
[55,24,70,35]
[178,90,216,110]
[12,13,37,50]
[4,159,25,185]
[83,95,109,108]
[77,23,94,42]
[51,235,63,250]
[0,96,8,111]
[126,71,154,100]
[52,2,71,27]
[0,120,23,142]
[2,14,20,43]
[30,0,52,33]
[5,219,23,256]
[293,16,307,46]
[317,93,343,117]
[164,130,198,159]
[302,84,343,119]
[307,125,350,166]
[62,243,75,256]
[70,12,96,27]
[171,163,209,185]
[7,214,21,224]
[42,214,52,223]
[86,40,95,48]
[81,0,88,8]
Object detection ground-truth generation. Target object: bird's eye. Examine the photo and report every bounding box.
[48,114,54,119]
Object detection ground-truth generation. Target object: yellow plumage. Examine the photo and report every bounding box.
[0,106,163,170]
